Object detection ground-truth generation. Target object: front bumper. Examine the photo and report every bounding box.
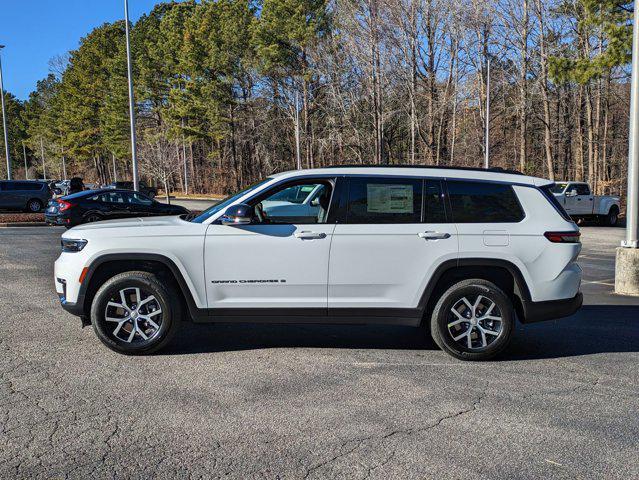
[519,291,583,323]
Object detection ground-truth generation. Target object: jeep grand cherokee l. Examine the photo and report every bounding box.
[53,166,582,361]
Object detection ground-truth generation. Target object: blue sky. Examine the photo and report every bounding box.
[1,0,162,100]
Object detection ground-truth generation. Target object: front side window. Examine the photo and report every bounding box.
[447,180,524,223]
[253,181,332,224]
[550,182,569,194]
[346,177,422,224]
[190,178,272,223]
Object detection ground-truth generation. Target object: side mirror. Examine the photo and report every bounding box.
[220,203,254,225]
[310,197,320,207]
[566,189,578,197]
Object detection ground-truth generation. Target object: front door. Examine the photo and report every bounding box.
[204,178,336,311]
[328,177,458,318]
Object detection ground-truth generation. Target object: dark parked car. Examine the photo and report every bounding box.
[44,189,188,228]
[108,180,158,198]
[0,180,52,212]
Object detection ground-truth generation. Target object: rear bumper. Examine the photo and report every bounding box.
[519,292,583,323]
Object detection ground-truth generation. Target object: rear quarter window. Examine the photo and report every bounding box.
[447,180,525,223]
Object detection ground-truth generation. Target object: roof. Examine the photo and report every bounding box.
[270,166,553,187]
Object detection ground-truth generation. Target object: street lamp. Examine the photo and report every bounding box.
[484,55,491,170]
[124,0,139,191]
[615,1,639,295]
[0,45,11,180]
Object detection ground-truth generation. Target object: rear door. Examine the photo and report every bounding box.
[328,177,458,321]
[98,191,130,219]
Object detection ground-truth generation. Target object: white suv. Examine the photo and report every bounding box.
[54,166,583,360]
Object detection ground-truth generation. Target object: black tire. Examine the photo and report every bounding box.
[430,279,515,361]
[26,199,43,213]
[601,206,619,226]
[84,213,103,223]
[90,271,181,355]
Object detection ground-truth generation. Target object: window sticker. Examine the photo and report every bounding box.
[367,184,414,213]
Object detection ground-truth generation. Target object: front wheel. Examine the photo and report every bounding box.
[90,271,181,355]
[430,279,515,361]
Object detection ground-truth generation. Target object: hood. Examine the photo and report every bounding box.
[62,215,186,237]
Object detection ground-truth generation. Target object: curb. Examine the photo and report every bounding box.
[169,196,221,201]
[0,222,48,227]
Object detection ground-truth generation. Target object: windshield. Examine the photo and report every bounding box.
[549,182,569,194]
[189,178,272,223]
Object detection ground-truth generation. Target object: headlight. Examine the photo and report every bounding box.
[61,238,88,252]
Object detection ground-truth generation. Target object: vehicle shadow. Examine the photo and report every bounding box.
[164,304,639,360]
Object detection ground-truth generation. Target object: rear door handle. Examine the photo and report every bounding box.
[295,231,326,240]
[418,231,451,240]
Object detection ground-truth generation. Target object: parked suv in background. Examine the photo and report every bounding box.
[108,181,157,199]
[54,166,583,361]
[0,180,52,212]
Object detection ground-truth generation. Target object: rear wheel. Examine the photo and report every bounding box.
[84,213,103,223]
[430,279,515,361]
[600,206,619,226]
[90,271,181,355]
[26,199,43,213]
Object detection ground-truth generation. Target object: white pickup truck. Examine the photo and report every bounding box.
[551,181,620,226]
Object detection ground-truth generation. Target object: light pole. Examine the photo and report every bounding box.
[0,45,11,180]
[22,141,27,179]
[484,56,491,169]
[615,1,639,295]
[40,137,47,181]
[124,0,139,191]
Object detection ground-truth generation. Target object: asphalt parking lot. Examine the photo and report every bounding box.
[0,226,637,479]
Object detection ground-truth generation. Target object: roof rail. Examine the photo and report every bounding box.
[322,164,524,175]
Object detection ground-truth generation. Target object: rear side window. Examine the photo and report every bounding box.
[346,177,422,224]
[574,184,590,195]
[0,182,42,191]
[424,179,447,223]
[447,181,524,223]
[540,185,572,222]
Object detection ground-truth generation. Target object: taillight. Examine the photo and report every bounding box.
[58,199,75,212]
[544,231,581,243]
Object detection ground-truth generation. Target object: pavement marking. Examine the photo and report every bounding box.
[545,460,564,467]
[582,279,615,286]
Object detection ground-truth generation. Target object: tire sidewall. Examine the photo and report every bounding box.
[431,281,514,361]
[607,208,618,226]
[85,213,102,223]
[91,273,176,355]
[27,199,43,212]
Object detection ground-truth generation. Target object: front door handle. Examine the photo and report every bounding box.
[295,231,326,240]
[418,231,451,240]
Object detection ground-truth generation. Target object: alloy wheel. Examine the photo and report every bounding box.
[103,287,163,344]
[29,201,41,212]
[447,294,503,350]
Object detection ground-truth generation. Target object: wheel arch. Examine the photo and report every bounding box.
[418,258,532,324]
[79,253,205,322]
